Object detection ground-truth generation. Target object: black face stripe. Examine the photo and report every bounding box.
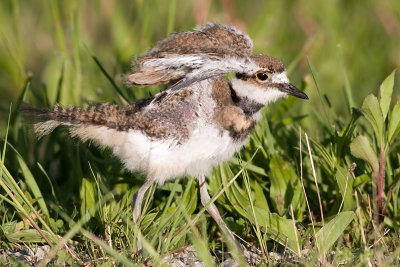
[269,83,286,88]
[235,73,247,79]
[236,68,277,80]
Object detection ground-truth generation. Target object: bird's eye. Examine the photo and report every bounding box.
[255,72,269,81]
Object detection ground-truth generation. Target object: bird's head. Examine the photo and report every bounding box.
[231,55,308,105]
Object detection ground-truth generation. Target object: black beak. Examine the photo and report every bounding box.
[281,83,308,100]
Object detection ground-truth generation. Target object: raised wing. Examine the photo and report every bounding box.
[126,23,259,89]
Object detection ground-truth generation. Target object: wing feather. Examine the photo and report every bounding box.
[126,23,257,88]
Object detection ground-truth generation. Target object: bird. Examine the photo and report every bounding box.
[24,23,308,254]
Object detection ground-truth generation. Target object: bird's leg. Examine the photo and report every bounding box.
[130,179,153,254]
[198,175,260,264]
[198,175,240,248]
[131,179,153,225]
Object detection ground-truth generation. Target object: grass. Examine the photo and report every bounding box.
[1,0,400,266]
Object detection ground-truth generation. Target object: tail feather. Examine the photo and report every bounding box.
[20,103,123,138]
[34,120,64,138]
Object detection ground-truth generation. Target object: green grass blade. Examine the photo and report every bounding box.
[43,191,117,263]
[350,135,379,178]
[361,94,385,147]
[83,43,129,103]
[80,177,97,218]
[49,0,67,58]
[253,206,302,254]
[230,157,267,177]
[287,35,316,75]
[387,101,400,148]
[307,57,333,129]
[5,229,54,243]
[379,69,396,120]
[3,138,50,218]
[10,77,31,125]
[55,60,65,104]
[16,153,49,217]
[166,0,177,35]
[37,162,57,202]
[337,44,354,113]
[188,228,214,267]
[81,229,139,267]
[241,158,267,257]
[334,165,354,212]
[0,162,57,245]
[71,1,82,104]
[1,104,11,172]
[316,211,355,256]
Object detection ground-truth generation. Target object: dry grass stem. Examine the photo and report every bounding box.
[299,128,319,251]
[290,204,301,257]
[304,133,324,226]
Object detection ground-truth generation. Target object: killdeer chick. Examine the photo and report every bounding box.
[26,23,307,252]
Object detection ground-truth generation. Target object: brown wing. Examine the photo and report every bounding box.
[147,23,253,58]
[126,23,256,87]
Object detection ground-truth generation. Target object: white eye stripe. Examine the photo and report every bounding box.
[271,72,289,83]
[231,78,287,105]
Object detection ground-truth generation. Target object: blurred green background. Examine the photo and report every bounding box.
[0,0,399,129]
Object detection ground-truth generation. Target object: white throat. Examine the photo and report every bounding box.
[231,77,287,105]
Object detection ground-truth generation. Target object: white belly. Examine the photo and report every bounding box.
[112,124,246,184]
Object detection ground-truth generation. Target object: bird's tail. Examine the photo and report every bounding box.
[20,103,122,139]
